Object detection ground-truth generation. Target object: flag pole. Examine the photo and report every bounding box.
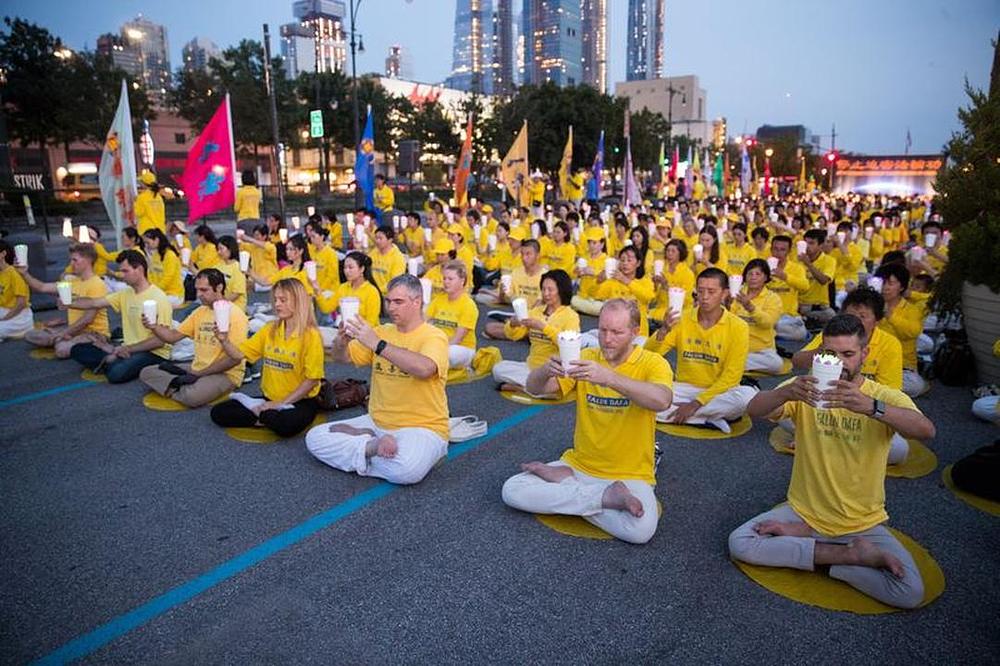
[262,23,286,222]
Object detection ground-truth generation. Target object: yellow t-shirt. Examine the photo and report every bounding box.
[147,251,184,299]
[348,322,450,440]
[649,261,696,320]
[217,260,248,311]
[374,184,395,212]
[777,378,920,536]
[70,274,110,337]
[402,226,425,258]
[369,245,406,295]
[327,222,345,251]
[505,304,580,369]
[191,243,221,270]
[832,243,864,290]
[594,275,656,337]
[802,326,903,390]
[510,265,543,306]
[234,185,261,220]
[878,299,924,370]
[239,322,324,400]
[0,264,30,308]
[557,345,674,485]
[316,281,381,325]
[310,245,340,293]
[768,261,809,316]
[576,253,607,299]
[645,307,750,404]
[543,241,577,275]
[134,190,165,235]
[730,288,782,353]
[177,304,248,386]
[105,284,172,359]
[800,253,836,306]
[724,243,757,277]
[426,292,478,348]
[241,241,278,282]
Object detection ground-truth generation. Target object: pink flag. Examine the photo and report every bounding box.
[182,94,237,222]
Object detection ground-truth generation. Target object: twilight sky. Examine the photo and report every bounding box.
[4,0,997,154]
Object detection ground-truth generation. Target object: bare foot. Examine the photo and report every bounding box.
[521,461,573,482]
[754,520,811,537]
[601,481,644,517]
[365,434,398,459]
[329,423,377,437]
[786,440,797,450]
[500,383,522,393]
[847,537,905,579]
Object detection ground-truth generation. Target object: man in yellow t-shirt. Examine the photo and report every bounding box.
[68,250,173,383]
[769,235,810,341]
[730,313,935,609]
[373,174,395,214]
[307,274,450,485]
[20,243,109,357]
[797,229,836,327]
[369,224,406,294]
[140,269,247,407]
[645,267,757,432]
[234,170,262,233]
[502,299,673,544]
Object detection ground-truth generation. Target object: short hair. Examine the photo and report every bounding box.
[912,273,934,290]
[68,242,97,264]
[880,250,907,266]
[875,262,910,291]
[696,266,729,290]
[842,287,885,320]
[921,220,942,234]
[804,228,827,244]
[751,226,770,242]
[541,269,573,305]
[196,267,227,291]
[822,313,868,345]
[743,257,771,282]
[241,169,257,186]
[0,240,12,264]
[771,234,791,249]
[387,273,423,301]
[118,249,148,275]
[521,239,540,254]
[600,298,641,329]
[375,224,395,241]
[666,238,688,261]
[441,259,467,284]
[732,222,748,235]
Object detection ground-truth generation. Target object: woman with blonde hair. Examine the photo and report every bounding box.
[425,260,479,368]
[211,278,325,437]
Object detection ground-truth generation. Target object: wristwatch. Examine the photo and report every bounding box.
[374,339,388,356]
[871,398,885,419]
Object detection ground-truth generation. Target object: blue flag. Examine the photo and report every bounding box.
[354,107,376,215]
[740,142,751,195]
[588,130,604,200]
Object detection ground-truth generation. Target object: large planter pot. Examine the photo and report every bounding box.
[962,281,1000,384]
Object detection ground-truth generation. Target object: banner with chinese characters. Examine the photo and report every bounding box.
[833,154,944,195]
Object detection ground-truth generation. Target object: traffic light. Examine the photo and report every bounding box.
[826,151,837,163]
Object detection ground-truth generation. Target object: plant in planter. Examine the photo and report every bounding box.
[932,34,1000,382]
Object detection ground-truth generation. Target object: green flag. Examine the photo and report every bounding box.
[713,152,724,192]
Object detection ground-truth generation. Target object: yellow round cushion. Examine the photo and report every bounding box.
[656,413,752,440]
[142,392,230,412]
[745,358,793,378]
[769,427,937,479]
[535,501,663,540]
[733,526,945,614]
[29,348,57,360]
[942,464,1000,517]
[80,369,107,383]
[500,390,575,406]
[225,414,327,444]
[447,366,492,386]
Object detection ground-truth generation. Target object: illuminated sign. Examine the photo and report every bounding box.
[834,154,943,176]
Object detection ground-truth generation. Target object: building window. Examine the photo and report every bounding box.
[174,133,186,144]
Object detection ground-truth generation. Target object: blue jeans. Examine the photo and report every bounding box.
[70,343,163,384]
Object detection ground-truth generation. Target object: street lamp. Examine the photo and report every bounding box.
[348,0,366,208]
[666,82,686,156]
[764,147,774,197]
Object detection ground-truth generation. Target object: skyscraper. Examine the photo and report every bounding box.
[385,45,403,78]
[104,15,172,103]
[521,0,582,88]
[491,0,515,95]
[625,0,664,81]
[580,0,607,92]
[182,37,221,73]
[280,0,347,79]
[446,0,493,94]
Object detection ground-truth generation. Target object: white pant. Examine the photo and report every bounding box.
[972,396,1000,425]
[493,360,530,389]
[775,314,807,341]
[170,336,195,362]
[103,277,129,294]
[656,381,757,430]
[249,313,277,334]
[570,296,604,317]
[0,307,33,339]
[305,413,448,485]
[779,419,910,464]
[902,369,928,398]
[746,349,784,374]
[916,333,934,355]
[449,345,475,368]
[167,295,183,307]
[501,461,659,544]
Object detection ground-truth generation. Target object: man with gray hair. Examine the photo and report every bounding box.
[501,299,674,543]
[306,274,451,484]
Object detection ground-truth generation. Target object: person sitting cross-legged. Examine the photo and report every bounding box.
[305,274,450,485]
[730,258,784,375]
[728,314,936,609]
[645,267,757,432]
[139,268,248,407]
[426,260,479,369]
[501,299,673,544]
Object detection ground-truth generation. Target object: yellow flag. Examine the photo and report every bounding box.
[797,157,806,192]
[558,125,573,199]
[501,120,529,206]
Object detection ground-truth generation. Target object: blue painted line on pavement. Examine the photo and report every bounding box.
[34,404,548,665]
[0,381,95,410]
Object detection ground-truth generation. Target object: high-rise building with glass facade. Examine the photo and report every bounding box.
[580,0,607,92]
[280,0,347,80]
[446,0,494,94]
[100,15,171,104]
[182,36,220,73]
[491,0,515,95]
[521,0,582,88]
[625,0,664,81]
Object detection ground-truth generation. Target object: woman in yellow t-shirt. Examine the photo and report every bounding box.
[215,235,248,311]
[134,171,165,235]
[650,239,695,321]
[234,170,261,223]
[492,269,580,394]
[730,258,784,374]
[241,225,280,289]
[305,222,341,294]
[212,278,324,437]
[191,225,222,270]
[426,260,479,368]
[142,229,184,305]
[692,224,728,273]
[543,221,577,274]
[571,227,608,311]
[322,210,345,252]
[314,251,382,347]
[586,245,656,340]
[421,238,456,300]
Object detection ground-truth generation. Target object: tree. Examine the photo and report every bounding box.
[402,100,460,163]
[627,108,670,171]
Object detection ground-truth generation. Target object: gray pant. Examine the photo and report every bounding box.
[728,503,924,609]
[139,363,236,408]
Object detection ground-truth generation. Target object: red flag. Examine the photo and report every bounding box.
[181,95,236,222]
[668,145,679,183]
[454,114,473,209]
[763,157,772,196]
[724,150,730,185]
